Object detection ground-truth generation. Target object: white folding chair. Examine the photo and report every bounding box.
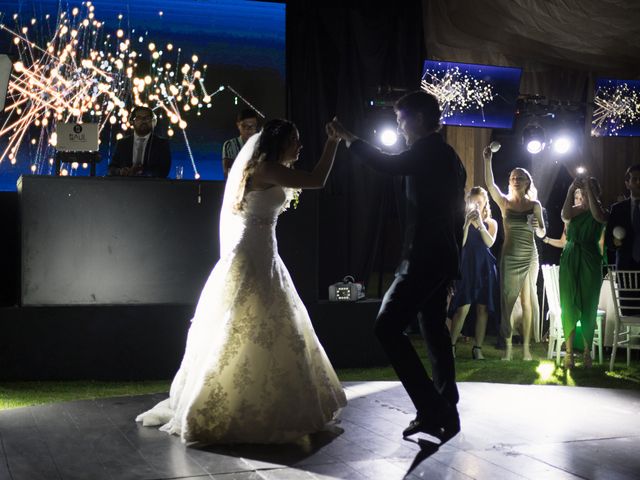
[608,269,640,370]
[542,265,563,364]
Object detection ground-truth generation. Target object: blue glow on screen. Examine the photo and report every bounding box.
[0,0,285,191]
[592,77,640,137]
[421,60,522,130]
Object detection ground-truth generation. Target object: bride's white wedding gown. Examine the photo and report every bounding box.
[136,185,346,444]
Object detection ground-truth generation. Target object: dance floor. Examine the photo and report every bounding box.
[1,381,639,479]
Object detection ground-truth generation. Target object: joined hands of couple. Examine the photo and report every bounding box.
[325,117,357,145]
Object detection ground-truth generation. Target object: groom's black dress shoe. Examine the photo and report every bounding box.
[402,408,460,443]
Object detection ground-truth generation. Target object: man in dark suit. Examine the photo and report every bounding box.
[605,164,640,270]
[330,91,466,442]
[108,106,171,178]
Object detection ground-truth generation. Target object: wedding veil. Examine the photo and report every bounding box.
[219,131,262,257]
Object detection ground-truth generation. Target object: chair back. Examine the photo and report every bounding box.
[542,264,561,317]
[608,268,640,322]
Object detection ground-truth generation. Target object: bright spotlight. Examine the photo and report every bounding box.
[523,124,545,154]
[380,129,398,146]
[576,166,586,175]
[526,140,544,154]
[553,136,572,154]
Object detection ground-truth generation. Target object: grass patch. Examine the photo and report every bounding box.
[1,336,639,411]
[0,380,169,411]
[338,335,640,389]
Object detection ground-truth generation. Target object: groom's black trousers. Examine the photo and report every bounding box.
[374,272,459,415]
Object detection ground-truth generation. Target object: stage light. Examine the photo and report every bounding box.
[552,135,572,154]
[576,166,586,175]
[380,129,398,146]
[522,124,545,154]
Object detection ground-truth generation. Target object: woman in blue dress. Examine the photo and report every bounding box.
[449,186,499,360]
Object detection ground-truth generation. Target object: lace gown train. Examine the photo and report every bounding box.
[136,186,346,444]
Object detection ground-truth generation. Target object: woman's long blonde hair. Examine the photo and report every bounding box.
[508,167,538,201]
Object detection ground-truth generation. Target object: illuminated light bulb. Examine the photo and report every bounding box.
[71,162,79,169]
[118,14,123,20]
[203,95,211,103]
[167,128,174,137]
[116,133,123,140]
[50,132,58,146]
[49,158,54,165]
[194,70,201,79]
[167,43,173,51]
[13,37,20,45]
[61,26,68,35]
[179,120,187,129]
[61,168,69,176]
[183,104,191,112]
[22,27,28,34]
[119,42,127,52]
[31,138,37,145]
[13,61,24,72]
[72,7,79,15]
[82,163,89,169]
[181,64,190,74]
[159,11,163,16]
[82,19,89,27]
[192,55,198,63]
[195,173,200,180]
[152,52,159,60]
[31,18,36,25]
[170,115,178,124]
[190,97,198,106]
[71,29,78,38]
[148,42,156,51]
[109,116,117,124]
[116,29,124,38]
[31,165,37,173]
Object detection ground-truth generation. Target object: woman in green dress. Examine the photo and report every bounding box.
[559,177,608,369]
[484,146,546,361]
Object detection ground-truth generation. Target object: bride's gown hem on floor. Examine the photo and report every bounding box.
[136,186,346,444]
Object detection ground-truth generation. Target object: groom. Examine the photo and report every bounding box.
[330,91,466,442]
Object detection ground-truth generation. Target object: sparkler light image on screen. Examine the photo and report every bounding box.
[0,0,285,191]
[592,77,640,137]
[421,60,522,129]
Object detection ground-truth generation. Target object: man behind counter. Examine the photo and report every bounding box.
[108,106,171,178]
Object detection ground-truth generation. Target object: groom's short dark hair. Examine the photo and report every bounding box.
[625,164,640,181]
[394,91,441,132]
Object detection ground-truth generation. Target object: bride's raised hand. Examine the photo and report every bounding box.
[325,120,341,142]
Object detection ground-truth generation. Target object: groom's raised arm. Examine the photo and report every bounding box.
[348,139,421,176]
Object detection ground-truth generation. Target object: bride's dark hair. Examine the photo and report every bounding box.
[255,119,297,163]
[234,118,300,212]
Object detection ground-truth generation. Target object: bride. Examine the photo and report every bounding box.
[136,118,346,444]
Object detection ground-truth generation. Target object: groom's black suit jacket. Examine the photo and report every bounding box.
[605,198,640,270]
[349,132,467,279]
[108,133,172,178]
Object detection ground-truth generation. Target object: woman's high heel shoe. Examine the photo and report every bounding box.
[472,346,485,360]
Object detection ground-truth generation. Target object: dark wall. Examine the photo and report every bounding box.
[19,176,223,305]
[0,191,19,306]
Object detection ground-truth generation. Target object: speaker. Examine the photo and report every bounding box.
[0,54,13,111]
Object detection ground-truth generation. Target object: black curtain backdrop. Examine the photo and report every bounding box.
[287,3,425,299]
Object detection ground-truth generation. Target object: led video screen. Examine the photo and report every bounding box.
[0,0,286,191]
[592,77,640,137]
[421,60,522,129]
